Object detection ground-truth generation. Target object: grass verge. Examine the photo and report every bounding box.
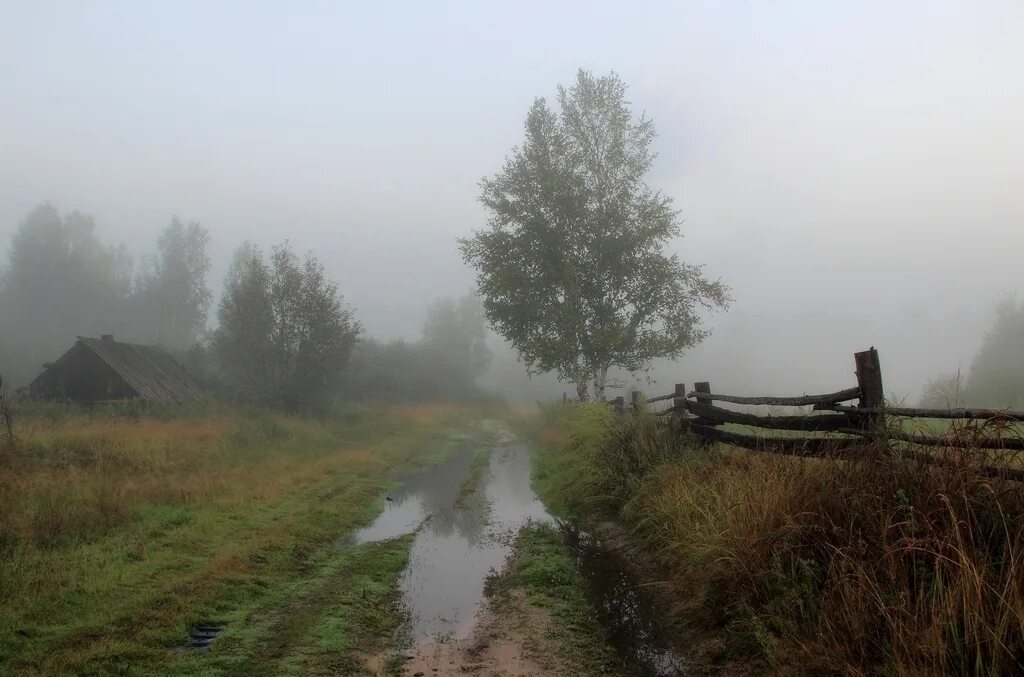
[485,522,626,675]
[530,402,1024,676]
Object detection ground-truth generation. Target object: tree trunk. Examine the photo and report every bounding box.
[575,378,590,401]
[592,365,609,402]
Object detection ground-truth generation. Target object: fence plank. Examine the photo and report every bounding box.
[684,400,852,431]
[683,386,861,407]
[690,425,864,456]
[897,447,1024,483]
[882,429,1024,451]
[816,403,1024,422]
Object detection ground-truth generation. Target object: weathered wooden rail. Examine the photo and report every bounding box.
[611,348,1024,480]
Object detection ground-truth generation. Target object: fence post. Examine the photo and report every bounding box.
[854,347,885,434]
[631,390,644,417]
[693,381,724,429]
[673,383,687,411]
[671,383,688,432]
[613,396,624,416]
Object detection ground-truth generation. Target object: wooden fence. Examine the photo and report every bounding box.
[612,347,1024,481]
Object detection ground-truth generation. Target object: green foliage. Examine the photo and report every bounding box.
[421,293,493,383]
[213,241,361,411]
[967,297,1024,407]
[340,293,496,403]
[461,69,730,400]
[532,403,692,517]
[133,217,212,349]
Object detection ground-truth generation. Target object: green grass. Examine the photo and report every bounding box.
[529,402,618,518]
[197,534,415,676]
[0,403,472,675]
[487,523,624,675]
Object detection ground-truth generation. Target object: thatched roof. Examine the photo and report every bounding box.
[73,336,205,403]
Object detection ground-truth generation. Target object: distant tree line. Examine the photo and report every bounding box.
[0,203,493,411]
[339,295,493,403]
[0,204,212,385]
[920,298,1024,409]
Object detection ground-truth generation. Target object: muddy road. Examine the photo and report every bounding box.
[360,420,685,676]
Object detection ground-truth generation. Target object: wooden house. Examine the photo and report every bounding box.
[28,335,204,403]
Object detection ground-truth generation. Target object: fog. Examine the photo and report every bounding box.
[2,2,1023,403]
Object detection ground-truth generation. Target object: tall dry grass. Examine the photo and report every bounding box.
[0,417,231,552]
[537,405,1024,675]
[0,403,456,555]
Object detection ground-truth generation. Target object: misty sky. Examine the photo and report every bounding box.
[2,1,1023,399]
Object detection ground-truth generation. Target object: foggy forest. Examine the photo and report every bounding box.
[2,3,1023,676]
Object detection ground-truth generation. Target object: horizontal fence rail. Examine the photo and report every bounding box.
[607,347,1024,482]
[814,404,1024,421]
[689,425,865,456]
[683,400,852,431]
[901,447,1024,483]
[684,386,862,407]
[869,429,1024,451]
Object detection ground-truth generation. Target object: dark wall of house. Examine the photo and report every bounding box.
[29,342,139,401]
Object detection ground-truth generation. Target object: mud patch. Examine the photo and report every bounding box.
[400,593,549,675]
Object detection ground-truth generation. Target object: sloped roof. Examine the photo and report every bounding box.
[77,337,205,403]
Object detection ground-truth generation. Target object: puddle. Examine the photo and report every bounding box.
[559,524,688,676]
[356,439,552,642]
[352,446,478,544]
[358,426,683,674]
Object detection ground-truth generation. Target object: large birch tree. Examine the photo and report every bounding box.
[460,69,730,400]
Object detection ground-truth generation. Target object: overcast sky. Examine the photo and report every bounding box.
[2,1,1022,399]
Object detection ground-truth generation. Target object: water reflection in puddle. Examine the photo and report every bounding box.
[352,447,477,544]
[355,441,552,642]
[559,524,688,676]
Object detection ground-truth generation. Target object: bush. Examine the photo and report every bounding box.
[920,371,967,408]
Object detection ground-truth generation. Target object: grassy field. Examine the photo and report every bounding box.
[0,402,470,675]
[530,403,1024,676]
